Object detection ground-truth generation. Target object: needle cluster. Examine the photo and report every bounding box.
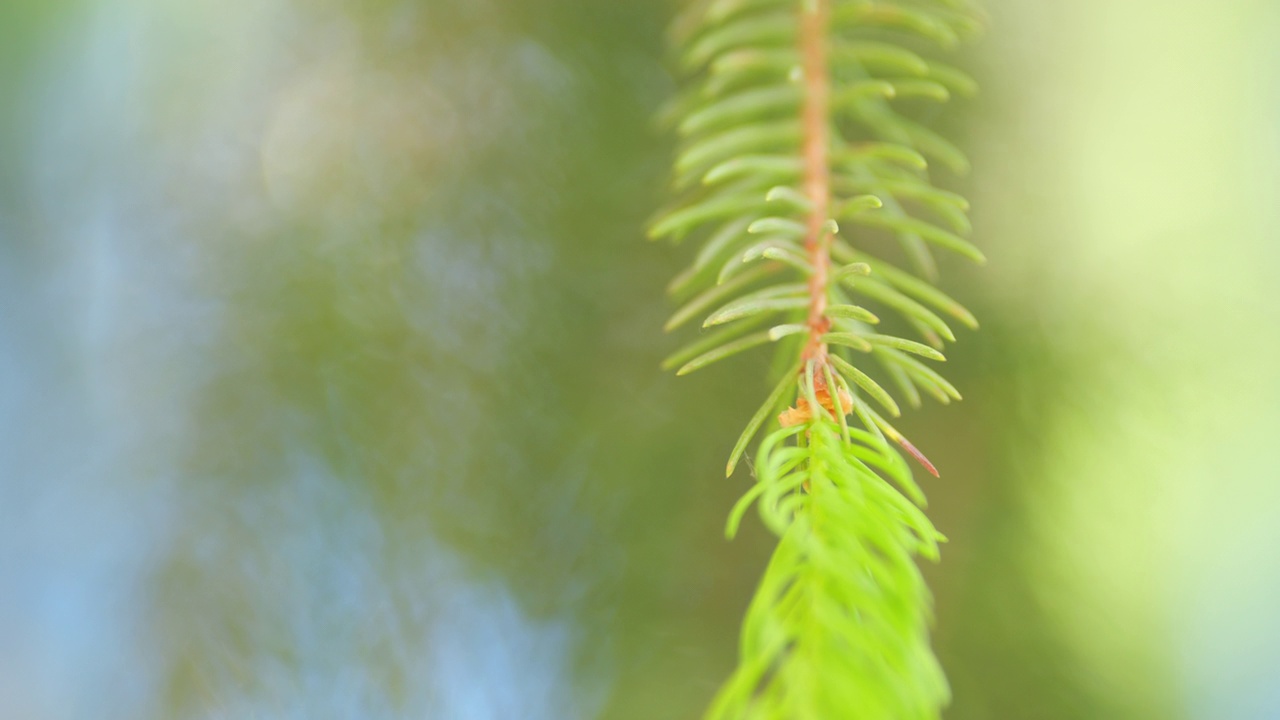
[651,0,984,717]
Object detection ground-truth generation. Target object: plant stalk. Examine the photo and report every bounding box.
[799,0,832,365]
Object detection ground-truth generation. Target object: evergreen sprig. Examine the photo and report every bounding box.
[651,0,983,717]
[714,417,946,719]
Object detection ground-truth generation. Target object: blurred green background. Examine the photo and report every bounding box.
[2,1,1278,718]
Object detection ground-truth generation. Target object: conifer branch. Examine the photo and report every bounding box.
[651,1,984,716]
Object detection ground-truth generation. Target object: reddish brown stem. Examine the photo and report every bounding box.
[799,0,831,366]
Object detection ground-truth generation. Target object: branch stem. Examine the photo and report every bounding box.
[799,0,832,365]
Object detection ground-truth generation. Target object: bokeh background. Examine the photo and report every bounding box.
[2,1,1278,718]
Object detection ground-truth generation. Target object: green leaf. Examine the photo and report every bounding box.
[833,165,940,278]
[886,79,951,102]
[704,154,803,185]
[833,261,871,281]
[832,79,897,106]
[767,323,808,341]
[880,354,923,409]
[676,120,801,177]
[664,264,779,332]
[679,84,801,136]
[829,353,901,417]
[906,315,946,351]
[856,400,941,479]
[834,194,883,217]
[716,239,795,284]
[824,304,879,324]
[925,60,979,97]
[852,394,888,443]
[833,41,929,76]
[853,213,986,264]
[920,198,972,235]
[887,349,963,401]
[740,239,799,262]
[866,334,947,361]
[725,362,801,477]
[764,185,811,211]
[676,331,775,375]
[845,277,957,342]
[649,191,762,240]
[747,216,807,238]
[682,13,796,70]
[706,0,791,24]
[871,179,970,210]
[822,331,873,353]
[859,256,978,329]
[709,46,797,76]
[705,296,809,327]
[896,116,971,174]
[839,141,928,171]
[836,3,961,48]
[759,247,813,275]
[661,315,771,371]
[693,216,757,271]
[822,361,852,444]
[725,478,774,539]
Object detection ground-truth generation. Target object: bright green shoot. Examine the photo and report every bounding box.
[652,0,984,717]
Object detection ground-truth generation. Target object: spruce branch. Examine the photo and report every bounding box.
[651,0,984,717]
